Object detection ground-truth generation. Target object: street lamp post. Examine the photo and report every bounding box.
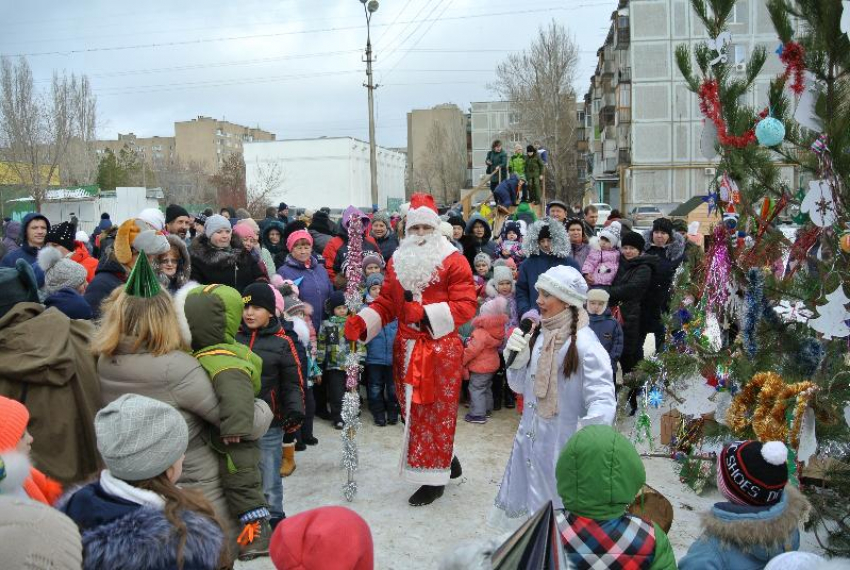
[360,0,379,211]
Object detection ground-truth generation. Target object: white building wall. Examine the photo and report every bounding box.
[627,0,791,210]
[244,138,406,212]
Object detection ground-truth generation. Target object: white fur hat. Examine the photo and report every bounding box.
[137,208,165,231]
[439,221,454,239]
[599,221,622,247]
[405,193,440,231]
[535,265,588,308]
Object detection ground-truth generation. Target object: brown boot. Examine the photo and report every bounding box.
[280,442,296,477]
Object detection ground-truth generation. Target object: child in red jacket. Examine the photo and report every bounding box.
[0,396,62,505]
[463,297,508,424]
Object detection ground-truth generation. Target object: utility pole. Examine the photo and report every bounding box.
[360,0,380,211]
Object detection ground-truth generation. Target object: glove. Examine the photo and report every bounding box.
[402,290,425,324]
[282,412,305,433]
[344,315,367,341]
[503,327,533,369]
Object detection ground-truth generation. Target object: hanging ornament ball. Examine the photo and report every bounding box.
[756,116,786,147]
[840,232,850,254]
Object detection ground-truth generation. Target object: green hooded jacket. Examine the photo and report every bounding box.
[556,425,677,570]
[185,284,263,438]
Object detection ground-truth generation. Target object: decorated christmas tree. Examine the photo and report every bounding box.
[632,0,850,555]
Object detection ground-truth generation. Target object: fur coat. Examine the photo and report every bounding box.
[189,233,265,294]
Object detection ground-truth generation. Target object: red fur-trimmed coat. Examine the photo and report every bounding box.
[358,240,477,485]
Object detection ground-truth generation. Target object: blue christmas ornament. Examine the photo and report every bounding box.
[756,116,785,147]
[648,386,664,408]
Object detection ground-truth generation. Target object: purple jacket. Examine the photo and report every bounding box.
[582,248,620,286]
[277,253,332,331]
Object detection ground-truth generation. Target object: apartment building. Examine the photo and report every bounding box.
[406,104,467,202]
[94,133,177,170]
[95,117,275,174]
[579,0,796,212]
[175,116,275,173]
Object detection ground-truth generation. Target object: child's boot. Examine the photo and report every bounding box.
[237,518,272,560]
[280,442,296,477]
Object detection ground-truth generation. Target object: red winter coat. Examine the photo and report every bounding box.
[463,313,508,374]
[72,242,98,283]
[322,234,378,283]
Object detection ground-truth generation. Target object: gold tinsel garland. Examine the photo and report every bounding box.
[726,371,817,448]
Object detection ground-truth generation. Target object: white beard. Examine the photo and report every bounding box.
[393,232,445,294]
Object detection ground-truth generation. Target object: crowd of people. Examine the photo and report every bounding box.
[0,192,830,570]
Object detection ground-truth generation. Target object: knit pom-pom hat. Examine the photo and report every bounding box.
[717,440,789,507]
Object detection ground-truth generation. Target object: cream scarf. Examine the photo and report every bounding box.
[533,306,589,419]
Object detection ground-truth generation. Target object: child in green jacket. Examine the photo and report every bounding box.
[317,291,366,429]
[183,283,272,560]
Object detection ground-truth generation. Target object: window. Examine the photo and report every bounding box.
[618,15,628,28]
[732,45,746,65]
[509,112,521,124]
[509,132,523,143]
[618,84,631,107]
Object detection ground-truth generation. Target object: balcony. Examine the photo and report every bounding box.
[618,149,631,164]
[599,107,616,128]
[601,60,615,77]
[616,28,630,49]
[603,157,618,173]
[618,67,631,83]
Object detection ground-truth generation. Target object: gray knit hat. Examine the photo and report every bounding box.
[95,394,188,481]
[204,214,232,238]
[37,247,88,294]
[371,210,391,227]
[473,252,492,269]
[492,265,513,284]
[365,272,384,289]
[283,294,305,315]
[0,496,82,570]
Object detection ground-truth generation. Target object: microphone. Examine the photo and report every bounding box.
[403,290,414,302]
[505,318,535,367]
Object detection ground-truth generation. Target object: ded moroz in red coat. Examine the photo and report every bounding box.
[358,238,477,485]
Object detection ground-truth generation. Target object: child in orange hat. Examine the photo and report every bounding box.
[0,395,63,505]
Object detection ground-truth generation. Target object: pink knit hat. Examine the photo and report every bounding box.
[233,223,257,240]
[286,229,313,252]
[269,283,284,316]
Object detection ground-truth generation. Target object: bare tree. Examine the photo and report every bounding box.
[412,121,466,204]
[0,56,98,210]
[491,20,580,203]
[154,157,217,208]
[246,160,284,218]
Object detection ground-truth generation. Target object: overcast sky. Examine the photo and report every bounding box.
[1,0,614,148]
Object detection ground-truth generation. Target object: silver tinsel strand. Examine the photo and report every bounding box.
[341,214,364,501]
[340,391,361,500]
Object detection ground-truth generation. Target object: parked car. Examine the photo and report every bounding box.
[629,205,664,228]
[590,203,612,227]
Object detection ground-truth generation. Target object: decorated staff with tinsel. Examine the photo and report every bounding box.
[344,194,477,507]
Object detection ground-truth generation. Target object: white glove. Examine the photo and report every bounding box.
[504,328,533,369]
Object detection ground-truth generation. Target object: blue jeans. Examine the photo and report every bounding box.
[366,364,398,423]
[258,427,284,519]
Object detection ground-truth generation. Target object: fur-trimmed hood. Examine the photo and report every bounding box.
[522,217,570,258]
[641,229,686,261]
[156,234,192,292]
[700,485,811,557]
[464,213,493,242]
[81,503,223,570]
[471,313,508,339]
[485,278,515,298]
[188,233,244,268]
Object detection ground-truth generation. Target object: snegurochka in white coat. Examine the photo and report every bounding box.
[493,265,616,526]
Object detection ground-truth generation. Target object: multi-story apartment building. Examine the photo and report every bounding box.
[94,133,177,170]
[95,117,275,175]
[406,104,467,202]
[579,0,796,212]
[175,116,275,173]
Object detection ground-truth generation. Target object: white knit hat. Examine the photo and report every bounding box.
[492,265,513,284]
[535,265,588,308]
[405,193,440,231]
[0,495,82,570]
[137,207,166,231]
[599,221,622,247]
[75,230,89,244]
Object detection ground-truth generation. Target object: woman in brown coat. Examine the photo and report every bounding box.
[91,282,271,548]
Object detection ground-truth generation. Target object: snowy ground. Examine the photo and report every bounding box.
[238,337,825,569]
[236,396,823,570]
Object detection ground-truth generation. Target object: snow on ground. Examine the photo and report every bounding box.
[239,338,822,569]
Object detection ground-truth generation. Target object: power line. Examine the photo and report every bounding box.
[11,4,611,58]
[379,0,454,83]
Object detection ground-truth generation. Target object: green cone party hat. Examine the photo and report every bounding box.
[124,250,161,298]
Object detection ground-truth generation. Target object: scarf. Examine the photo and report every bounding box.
[533,306,589,419]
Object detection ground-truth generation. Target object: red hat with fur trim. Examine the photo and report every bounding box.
[405,193,440,231]
[270,506,373,570]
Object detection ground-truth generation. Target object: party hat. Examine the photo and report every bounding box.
[491,501,567,569]
[124,250,161,298]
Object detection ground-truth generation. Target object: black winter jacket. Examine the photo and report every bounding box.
[608,254,656,355]
[236,318,305,430]
[641,231,685,331]
[189,234,266,294]
[84,252,127,319]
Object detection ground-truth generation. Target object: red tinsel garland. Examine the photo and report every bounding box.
[698,79,756,148]
[779,41,806,96]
